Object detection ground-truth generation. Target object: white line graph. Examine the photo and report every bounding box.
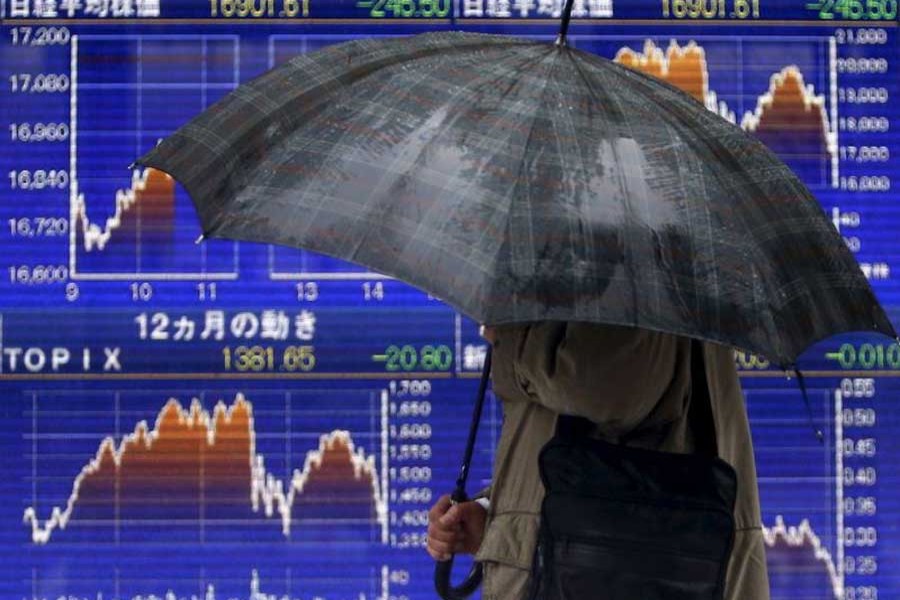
[68,35,241,281]
[23,391,390,545]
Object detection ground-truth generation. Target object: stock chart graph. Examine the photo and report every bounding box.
[9,382,497,599]
[610,37,837,186]
[23,393,388,545]
[68,35,240,280]
[1,1,898,598]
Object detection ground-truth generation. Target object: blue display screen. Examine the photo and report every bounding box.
[0,2,898,599]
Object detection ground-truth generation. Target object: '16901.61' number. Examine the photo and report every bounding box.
[210,0,308,17]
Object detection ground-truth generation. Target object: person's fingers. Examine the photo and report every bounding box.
[440,501,486,527]
[451,503,487,554]
[428,519,460,544]
[427,498,487,560]
[438,504,462,527]
[427,536,467,561]
[428,494,452,522]
[427,534,457,559]
[426,538,448,561]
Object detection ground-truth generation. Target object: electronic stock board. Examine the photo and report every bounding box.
[0,1,898,598]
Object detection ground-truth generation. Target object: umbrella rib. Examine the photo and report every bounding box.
[571,53,785,354]
[449,49,560,294]
[568,52,643,328]
[547,53,592,322]
[348,45,554,293]
[488,48,561,322]
[627,72,790,359]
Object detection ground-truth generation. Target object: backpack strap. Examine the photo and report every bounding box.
[688,339,718,458]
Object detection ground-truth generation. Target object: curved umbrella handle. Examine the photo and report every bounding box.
[434,556,483,600]
[434,346,493,600]
[434,489,484,600]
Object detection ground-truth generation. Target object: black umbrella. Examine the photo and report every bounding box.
[136,29,893,369]
[136,2,896,597]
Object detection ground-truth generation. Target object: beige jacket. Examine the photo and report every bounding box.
[474,322,770,600]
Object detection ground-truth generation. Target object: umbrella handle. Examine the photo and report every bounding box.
[434,490,484,600]
[434,555,483,600]
[433,347,492,600]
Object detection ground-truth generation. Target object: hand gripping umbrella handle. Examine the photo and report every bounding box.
[434,346,492,600]
[433,489,484,599]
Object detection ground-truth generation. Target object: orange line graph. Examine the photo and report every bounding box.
[742,66,836,162]
[74,168,175,252]
[614,39,835,171]
[23,394,387,544]
[614,40,735,122]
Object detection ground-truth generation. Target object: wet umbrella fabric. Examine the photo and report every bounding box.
[137,31,894,368]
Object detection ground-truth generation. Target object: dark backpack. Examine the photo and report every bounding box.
[529,340,737,600]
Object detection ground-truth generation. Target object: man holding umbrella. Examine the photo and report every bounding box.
[426,322,771,599]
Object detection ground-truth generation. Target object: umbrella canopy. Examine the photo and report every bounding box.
[137,30,895,368]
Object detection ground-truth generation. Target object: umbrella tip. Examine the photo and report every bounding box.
[195,233,206,244]
[127,161,136,170]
